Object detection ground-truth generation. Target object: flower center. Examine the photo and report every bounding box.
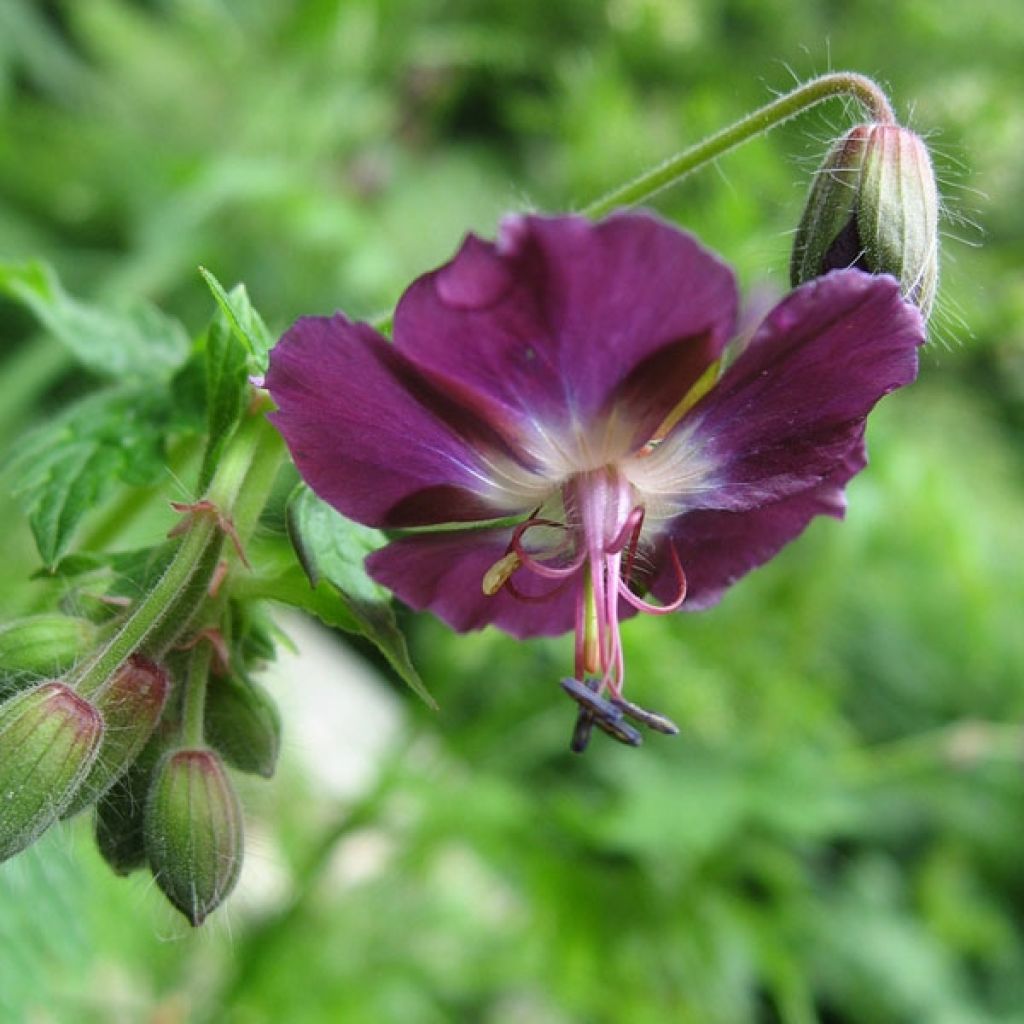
[482,465,687,748]
[567,466,639,695]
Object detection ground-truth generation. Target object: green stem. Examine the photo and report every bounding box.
[205,407,272,511]
[139,417,284,662]
[73,518,217,699]
[72,412,271,699]
[583,71,895,217]
[182,639,212,747]
[230,422,286,547]
[140,530,224,661]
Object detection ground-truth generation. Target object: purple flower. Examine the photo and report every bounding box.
[266,213,924,742]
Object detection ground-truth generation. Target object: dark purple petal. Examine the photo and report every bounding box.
[392,212,737,448]
[367,529,589,639]
[675,269,924,511]
[651,432,866,610]
[266,315,538,528]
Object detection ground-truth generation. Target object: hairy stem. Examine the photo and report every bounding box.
[72,409,273,699]
[181,639,213,747]
[583,72,895,217]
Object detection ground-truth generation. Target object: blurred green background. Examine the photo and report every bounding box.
[1,0,1023,1021]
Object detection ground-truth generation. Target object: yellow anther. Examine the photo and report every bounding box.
[481,552,522,596]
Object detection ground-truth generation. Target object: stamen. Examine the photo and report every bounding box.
[562,677,644,752]
[612,504,646,602]
[481,515,580,598]
[509,522,584,580]
[581,564,601,676]
[560,676,622,719]
[638,357,722,453]
[591,714,643,747]
[606,505,645,555]
[570,710,595,753]
[482,552,521,595]
[610,696,680,735]
[618,543,688,615]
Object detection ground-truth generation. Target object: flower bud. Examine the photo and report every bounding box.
[63,655,171,817]
[95,768,148,876]
[94,726,171,876]
[791,122,939,318]
[205,673,281,778]
[0,615,98,698]
[145,748,244,926]
[0,682,104,862]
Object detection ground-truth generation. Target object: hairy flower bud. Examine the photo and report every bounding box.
[0,682,104,861]
[94,725,171,876]
[145,748,244,926]
[63,655,170,817]
[95,771,148,876]
[0,616,98,698]
[791,122,939,318]
[205,674,281,778]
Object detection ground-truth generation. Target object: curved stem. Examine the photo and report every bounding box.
[72,411,272,699]
[583,72,895,217]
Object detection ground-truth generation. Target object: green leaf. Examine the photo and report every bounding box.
[3,387,177,566]
[285,485,436,708]
[233,534,362,635]
[0,261,188,380]
[198,317,250,491]
[198,267,274,375]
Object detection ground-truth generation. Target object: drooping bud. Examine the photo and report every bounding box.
[0,615,98,699]
[94,725,171,876]
[63,655,171,817]
[145,748,244,926]
[95,767,149,876]
[791,122,939,318]
[0,682,104,862]
[205,673,281,779]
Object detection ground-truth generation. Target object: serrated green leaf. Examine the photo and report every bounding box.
[0,261,188,380]
[198,267,273,375]
[285,485,436,708]
[3,387,176,566]
[198,318,249,491]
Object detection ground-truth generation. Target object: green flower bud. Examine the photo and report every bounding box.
[0,616,98,698]
[95,776,146,876]
[0,682,104,862]
[205,673,281,778]
[95,725,172,876]
[145,748,244,926]
[63,655,171,817]
[791,122,939,318]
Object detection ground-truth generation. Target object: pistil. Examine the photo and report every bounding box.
[479,463,683,750]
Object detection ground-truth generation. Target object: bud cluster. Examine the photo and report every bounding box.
[0,607,283,926]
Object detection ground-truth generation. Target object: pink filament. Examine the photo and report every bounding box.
[498,467,687,699]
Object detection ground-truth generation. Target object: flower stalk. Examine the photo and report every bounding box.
[182,639,213,748]
[72,402,279,701]
[584,72,895,217]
